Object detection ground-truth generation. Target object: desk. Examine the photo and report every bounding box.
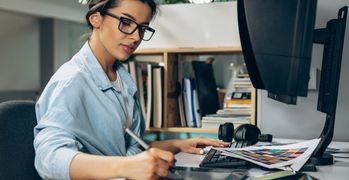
[175,140,349,180]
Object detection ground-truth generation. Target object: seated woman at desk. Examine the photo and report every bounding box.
[34,0,227,179]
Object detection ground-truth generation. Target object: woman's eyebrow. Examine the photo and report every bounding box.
[121,12,150,25]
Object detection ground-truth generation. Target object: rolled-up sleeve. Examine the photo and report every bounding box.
[34,126,81,179]
[34,79,84,179]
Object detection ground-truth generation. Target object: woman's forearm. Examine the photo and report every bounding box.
[69,153,128,179]
[150,137,229,155]
[150,139,183,154]
[70,149,174,180]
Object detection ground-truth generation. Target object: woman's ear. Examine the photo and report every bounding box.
[89,12,102,28]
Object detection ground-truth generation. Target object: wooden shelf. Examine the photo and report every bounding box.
[146,127,218,134]
[135,47,242,54]
[133,47,256,134]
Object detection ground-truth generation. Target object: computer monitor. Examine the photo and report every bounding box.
[237,0,347,165]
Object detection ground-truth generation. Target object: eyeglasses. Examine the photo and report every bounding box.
[102,11,155,41]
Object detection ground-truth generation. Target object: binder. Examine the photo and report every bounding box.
[192,61,220,117]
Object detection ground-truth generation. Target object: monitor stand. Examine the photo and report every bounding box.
[311,6,347,166]
[301,161,317,172]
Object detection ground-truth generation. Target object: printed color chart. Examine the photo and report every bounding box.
[226,148,308,165]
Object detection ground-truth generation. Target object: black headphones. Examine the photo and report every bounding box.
[218,123,273,148]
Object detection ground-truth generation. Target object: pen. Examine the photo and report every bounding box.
[124,127,178,175]
[125,127,150,150]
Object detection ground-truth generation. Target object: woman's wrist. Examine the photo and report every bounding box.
[110,156,131,179]
[172,139,185,152]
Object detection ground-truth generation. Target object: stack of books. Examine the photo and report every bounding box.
[201,114,250,128]
[224,74,252,109]
[123,59,165,129]
[202,74,253,128]
[224,91,251,109]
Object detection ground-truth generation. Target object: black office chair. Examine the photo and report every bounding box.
[0,100,41,179]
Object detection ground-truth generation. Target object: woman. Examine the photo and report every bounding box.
[34,0,227,179]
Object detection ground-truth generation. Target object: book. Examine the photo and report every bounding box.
[129,61,137,83]
[145,64,153,128]
[152,66,164,128]
[132,61,164,129]
[223,92,251,109]
[225,99,251,105]
[231,92,251,99]
[182,79,189,127]
[224,103,252,109]
[190,79,197,127]
[237,73,249,78]
[216,108,251,115]
[201,113,250,129]
[201,121,250,127]
[193,89,201,127]
[233,77,250,82]
[136,65,146,119]
[177,58,186,127]
[202,114,250,123]
[178,89,187,127]
[182,78,196,127]
[233,77,252,86]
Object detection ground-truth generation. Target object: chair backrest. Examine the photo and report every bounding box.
[0,100,41,179]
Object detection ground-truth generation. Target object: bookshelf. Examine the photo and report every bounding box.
[132,47,256,134]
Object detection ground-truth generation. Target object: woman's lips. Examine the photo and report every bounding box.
[122,44,135,54]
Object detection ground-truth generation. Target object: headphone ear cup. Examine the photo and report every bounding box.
[218,123,234,142]
[234,124,261,147]
[218,124,223,140]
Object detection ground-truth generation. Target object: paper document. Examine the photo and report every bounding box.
[216,138,320,171]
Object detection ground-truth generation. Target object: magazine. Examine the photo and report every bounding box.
[215,138,321,171]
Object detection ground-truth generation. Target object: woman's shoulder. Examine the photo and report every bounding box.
[45,58,91,93]
[53,63,84,83]
[39,66,89,106]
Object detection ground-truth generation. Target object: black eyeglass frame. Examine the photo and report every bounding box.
[102,11,156,41]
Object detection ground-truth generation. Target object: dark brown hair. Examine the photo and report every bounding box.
[85,0,158,30]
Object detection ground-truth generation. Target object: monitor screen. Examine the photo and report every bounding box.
[237,0,347,165]
[237,0,317,104]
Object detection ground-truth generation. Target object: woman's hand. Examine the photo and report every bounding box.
[176,137,229,154]
[123,148,174,180]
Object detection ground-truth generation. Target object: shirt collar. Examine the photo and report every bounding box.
[78,42,137,96]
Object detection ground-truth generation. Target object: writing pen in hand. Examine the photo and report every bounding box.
[124,127,177,174]
[125,127,150,150]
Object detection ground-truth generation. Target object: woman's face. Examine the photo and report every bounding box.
[94,0,153,61]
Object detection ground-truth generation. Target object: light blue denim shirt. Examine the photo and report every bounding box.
[34,42,144,179]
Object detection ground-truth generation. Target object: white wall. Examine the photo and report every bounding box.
[0,1,85,99]
[139,2,240,48]
[0,9,85,94]
[0,10,39,91]
[258,0,349,141]
[54,20,86,71]
[0,0,85,23]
